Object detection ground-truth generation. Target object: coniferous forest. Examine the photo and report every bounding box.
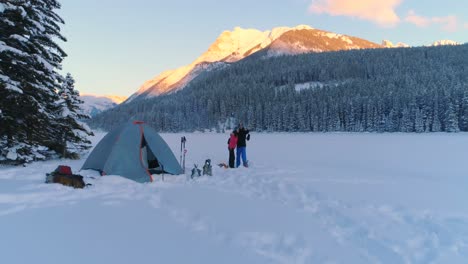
[91,44,468,133]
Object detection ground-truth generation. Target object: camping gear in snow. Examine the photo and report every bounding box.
[46,165,87,189]
[203,159,212,176]
[81,121,182,183]
[180,136,187,174]
[57,165,72,175]
[218,163,228,169]
[191,164,201,179]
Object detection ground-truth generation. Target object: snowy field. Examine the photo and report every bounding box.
[1,132,468,264]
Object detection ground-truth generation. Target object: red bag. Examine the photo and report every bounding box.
[56,165,72,175]
[46,165,87,189]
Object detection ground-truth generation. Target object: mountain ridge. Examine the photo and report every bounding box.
[80,94,127,117]
[125,25,382,103]
[126,25,462,103]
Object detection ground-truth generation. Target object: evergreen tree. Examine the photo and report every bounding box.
[445,102,460,132]
[56,73,93,159]
[414,108,424,133]
[386,108,398,132]
[400,107,412,132]
[432,100,441,132]
[459,91,468,131]
[0,0,72,163]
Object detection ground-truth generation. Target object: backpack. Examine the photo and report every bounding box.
[202,159,212,176]
[191,164,201,179]
[46,165,87,189]
[56,165,72,175]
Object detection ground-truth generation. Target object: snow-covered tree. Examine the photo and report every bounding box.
[400,107,412,132]
[431,100,442,132]
[56,73,93,159]
[414,108,424,133]
[445,102,460,132]
[459,91,468,131]
[386,108,398,132]
[0,0,71,163]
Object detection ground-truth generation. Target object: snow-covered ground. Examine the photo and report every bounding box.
[1,132,468,263]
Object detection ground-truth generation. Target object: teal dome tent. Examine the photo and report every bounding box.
[81,121,182,183]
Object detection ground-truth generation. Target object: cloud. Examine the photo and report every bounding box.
[465,23,468,29]
[405,10,430,27]
[405,10,459,32]
[309,0,403,27]
[432,15,458,32]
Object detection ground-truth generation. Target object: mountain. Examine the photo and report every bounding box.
[431,40,460,46]
[381,40,410,48]
[125,25,381,103]
[90,43,468,133]
[263,28,381,56]
[382,39,461,48]
[80,94,127,117]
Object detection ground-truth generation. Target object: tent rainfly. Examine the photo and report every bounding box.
[81,121,182,183]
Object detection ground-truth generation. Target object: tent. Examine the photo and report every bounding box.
[81,121,182,183]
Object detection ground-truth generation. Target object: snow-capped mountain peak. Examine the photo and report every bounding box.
[126,25,381,103]
[381,40,410,48]
[200,25,317,63]
[431,40,460,46]
[382,39,461,48]
[80,94,127,117]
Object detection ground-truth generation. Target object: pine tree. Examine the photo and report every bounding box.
[347,104,356,131]
[386,108,398,132]
[400,107,412,132]
[423,105,432,132]
[255,103,263,131]
[56,73,93,159]
[445,102,460,132]
[432,100,441,132]
[414,108,424,133]
[0,0,86,162]
[459,91,468,131]
[1,0,68,163]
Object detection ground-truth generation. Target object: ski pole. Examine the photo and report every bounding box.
[179,137,183,168]
[182,136,186,174]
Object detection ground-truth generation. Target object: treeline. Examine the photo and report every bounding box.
[90,44,468,133]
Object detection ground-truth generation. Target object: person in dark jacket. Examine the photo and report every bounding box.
[227,132,238,168]
[234,123,250,167]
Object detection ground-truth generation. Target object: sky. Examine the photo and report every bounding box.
[58,0,468,97]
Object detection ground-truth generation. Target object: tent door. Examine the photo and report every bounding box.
[141,137,164,174]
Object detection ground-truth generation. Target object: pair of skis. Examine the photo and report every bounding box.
[180,136,187,173]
